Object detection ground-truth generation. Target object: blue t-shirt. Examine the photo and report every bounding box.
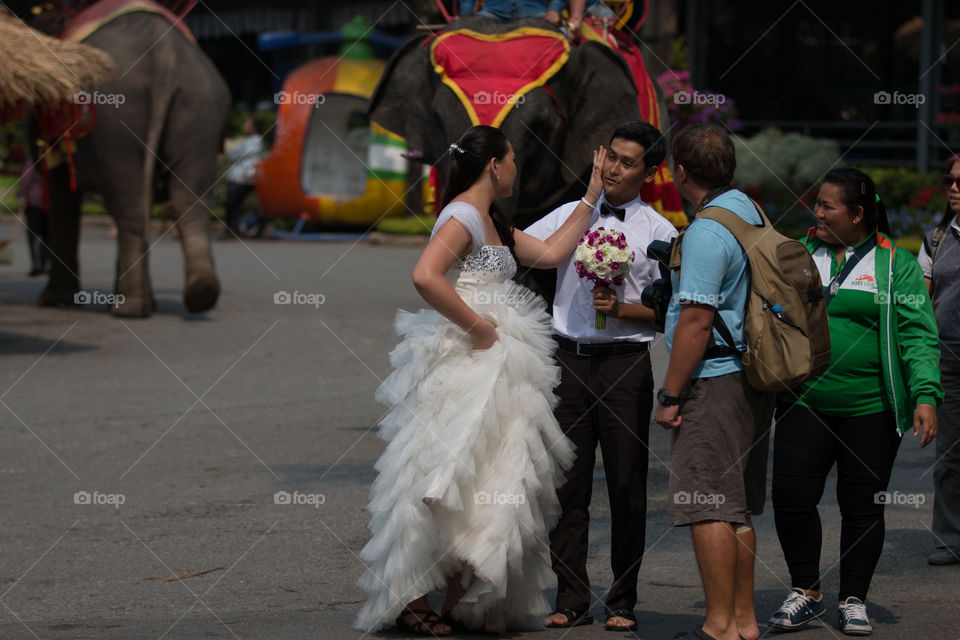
[664,189,761,379]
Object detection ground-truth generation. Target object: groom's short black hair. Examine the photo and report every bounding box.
[609,120,666,170]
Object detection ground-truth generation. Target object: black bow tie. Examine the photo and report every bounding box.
[600,201,626,221]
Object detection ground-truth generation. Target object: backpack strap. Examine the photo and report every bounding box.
[683,204,768,359]
[926,224,950,298]
[928,227,947,262]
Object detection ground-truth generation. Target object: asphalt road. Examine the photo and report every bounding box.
[0,221,956,640]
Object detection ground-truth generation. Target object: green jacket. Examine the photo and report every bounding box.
[803,231,943,434]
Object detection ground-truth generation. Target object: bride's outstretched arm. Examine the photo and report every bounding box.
[412,219,498,350]
[512,146,605,268]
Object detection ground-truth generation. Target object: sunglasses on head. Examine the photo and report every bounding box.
[944,175,960,190]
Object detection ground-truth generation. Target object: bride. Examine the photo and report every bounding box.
[354,124,605,635]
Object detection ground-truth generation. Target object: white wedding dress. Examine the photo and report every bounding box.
[354,224,574,632]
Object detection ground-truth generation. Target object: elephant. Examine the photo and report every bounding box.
[37,9,229,317]
[368,16,650,231]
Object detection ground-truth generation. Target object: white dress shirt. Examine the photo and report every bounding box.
[524,193,678,343]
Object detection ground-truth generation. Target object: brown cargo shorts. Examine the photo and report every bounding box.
[667,371,775,527]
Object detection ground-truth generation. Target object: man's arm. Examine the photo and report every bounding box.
[591,288,656,327]
[653,303,714,429]
[661,303,715,395]
[654,222,731,429]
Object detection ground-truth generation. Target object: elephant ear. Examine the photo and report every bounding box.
[368,34,442,161]
[559,41,643,185]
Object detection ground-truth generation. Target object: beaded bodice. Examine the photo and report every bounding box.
[453,245,517,292]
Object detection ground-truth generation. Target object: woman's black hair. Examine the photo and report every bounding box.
[440,125,515,252]
[937,154,960,232]
[822,168,891,236]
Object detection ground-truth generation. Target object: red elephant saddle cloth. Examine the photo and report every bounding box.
[61,0,196,43]
[429,28,570,128]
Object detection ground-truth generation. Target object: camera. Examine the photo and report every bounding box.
[640,239,675,332]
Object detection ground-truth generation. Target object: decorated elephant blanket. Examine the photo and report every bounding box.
[61,0,196,43]
[429,27,570,128]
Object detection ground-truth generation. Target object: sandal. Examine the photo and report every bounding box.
[546,607,594,628]
[443,614,499,635]
[605,608,637,632]
[395,608,452,636]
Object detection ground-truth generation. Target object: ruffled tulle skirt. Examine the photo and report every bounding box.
[354,279,574,632]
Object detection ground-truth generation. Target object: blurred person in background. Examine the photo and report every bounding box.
[18,153,48,276]
[918,154,960,567]
[221,116,263,239]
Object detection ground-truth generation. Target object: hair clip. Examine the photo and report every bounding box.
[448,142,466,156]
[875,193,880,203]
[860,181,867,195]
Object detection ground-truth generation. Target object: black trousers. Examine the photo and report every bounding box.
[25,205,48,272]
[224,182,255,233]
[933,357,960,548]
[772,403,902,601]
[549,347,653,614]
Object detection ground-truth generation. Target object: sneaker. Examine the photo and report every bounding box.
[926,546,960,566]
[768,587,826,630]
[838,597,872,636]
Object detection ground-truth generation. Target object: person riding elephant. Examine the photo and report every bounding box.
[459,0,615,38]
[36,6,229,317]
[459,0,582,26]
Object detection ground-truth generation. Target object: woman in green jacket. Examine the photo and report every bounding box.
[767,168,941,637]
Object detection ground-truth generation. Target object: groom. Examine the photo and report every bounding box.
[524,121,676,632]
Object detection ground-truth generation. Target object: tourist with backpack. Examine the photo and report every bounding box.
[768,168,941,636]
[917,154,960,567]
[654,124,782,640]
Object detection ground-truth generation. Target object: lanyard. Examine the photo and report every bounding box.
[825,237,876,306]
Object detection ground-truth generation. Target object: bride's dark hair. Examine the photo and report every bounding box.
[441,125,515,252]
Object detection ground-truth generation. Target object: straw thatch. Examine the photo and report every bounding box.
[0,10,115,109]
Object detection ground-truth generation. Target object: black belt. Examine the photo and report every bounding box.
[554,335,649,357]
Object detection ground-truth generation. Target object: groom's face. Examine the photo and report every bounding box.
[602,137,657,204]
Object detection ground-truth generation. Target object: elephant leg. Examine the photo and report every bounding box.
[168,176,220,314]
[104,169,155,318]
[38,163,82,307]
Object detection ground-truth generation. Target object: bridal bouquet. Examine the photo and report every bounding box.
[574,227,635,329]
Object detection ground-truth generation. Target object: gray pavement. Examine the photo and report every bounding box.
[0,219,957,640]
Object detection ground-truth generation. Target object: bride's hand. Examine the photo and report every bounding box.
[470,319,499,350]
[586,146,606,204]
